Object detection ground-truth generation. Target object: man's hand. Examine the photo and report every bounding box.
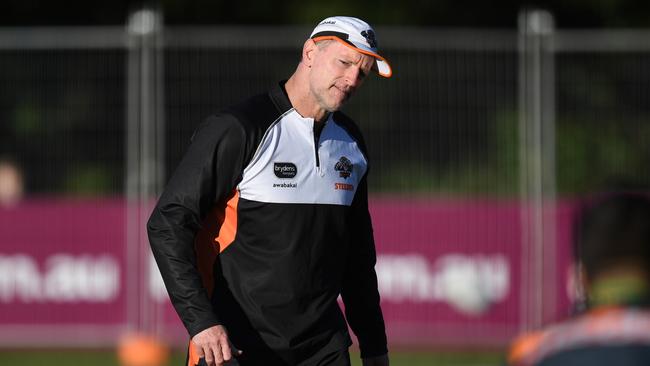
[191,325,242,365]
[362,354,389,366]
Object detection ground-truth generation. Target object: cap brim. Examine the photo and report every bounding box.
[374,59,392,78]
[312,35,393,78]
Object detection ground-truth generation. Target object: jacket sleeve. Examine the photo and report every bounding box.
[147,114,246,338]
[341,173,388,358]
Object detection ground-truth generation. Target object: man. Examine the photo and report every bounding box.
[508,193,650,365]
[148,16,391,366]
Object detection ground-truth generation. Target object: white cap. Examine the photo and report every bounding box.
[310,16,392,78]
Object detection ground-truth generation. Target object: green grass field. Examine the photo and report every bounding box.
[0,349,505,366]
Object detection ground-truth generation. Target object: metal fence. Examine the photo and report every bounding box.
[1,8,649,348]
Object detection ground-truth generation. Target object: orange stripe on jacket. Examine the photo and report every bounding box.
[194,189,239,297]
[187,341,200,366]
[215,190,239,253]
[188,191,240,365]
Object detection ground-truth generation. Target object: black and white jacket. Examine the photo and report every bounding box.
[148,81,387,364]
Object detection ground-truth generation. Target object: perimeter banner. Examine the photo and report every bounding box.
[0,198,576,346]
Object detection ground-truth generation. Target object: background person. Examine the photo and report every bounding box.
[0,158,25,207]
[508,192,650,365]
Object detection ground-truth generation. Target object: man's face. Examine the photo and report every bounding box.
[308,40,375,112]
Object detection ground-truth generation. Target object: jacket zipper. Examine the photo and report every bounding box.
[313,122,325,174]
[314,131,320,168]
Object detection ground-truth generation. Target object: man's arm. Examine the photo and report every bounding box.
[147,114,246,337]
[341,174,388,362]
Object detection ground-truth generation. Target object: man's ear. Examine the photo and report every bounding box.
[302,39,317,67]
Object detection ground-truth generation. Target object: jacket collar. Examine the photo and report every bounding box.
[269,80,293,113]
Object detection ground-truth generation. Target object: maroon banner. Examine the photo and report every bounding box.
[0,197,579,347]
[0,199,125,323]
[0,199,126,345]
[370,198,522,345]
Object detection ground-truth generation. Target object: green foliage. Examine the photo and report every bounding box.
[556,117,650,195]
[373,109,520,197]
[12,103,41,137]
[64,165,115,195]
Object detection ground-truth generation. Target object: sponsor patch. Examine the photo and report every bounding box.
[274,162,297,178]
[335,183,354,191]
[273,182,297,188]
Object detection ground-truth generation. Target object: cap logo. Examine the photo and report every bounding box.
[360,29,377,48]
[320,20,336,25]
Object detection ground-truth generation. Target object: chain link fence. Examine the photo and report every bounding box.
[0,9,649,347]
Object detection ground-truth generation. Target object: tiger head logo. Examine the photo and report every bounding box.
[334,156,353,179]
[360,29,378,49]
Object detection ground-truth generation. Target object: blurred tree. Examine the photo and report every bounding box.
[2,0,649,27]
[3,0,650,198]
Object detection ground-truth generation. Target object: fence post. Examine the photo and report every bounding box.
[518,8,557,332]
[125,7,165,337]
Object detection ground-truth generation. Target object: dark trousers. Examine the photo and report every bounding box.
[188,347,351,366]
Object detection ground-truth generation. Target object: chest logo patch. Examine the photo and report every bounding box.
[274,162,297,178]
[334,156,353,179]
